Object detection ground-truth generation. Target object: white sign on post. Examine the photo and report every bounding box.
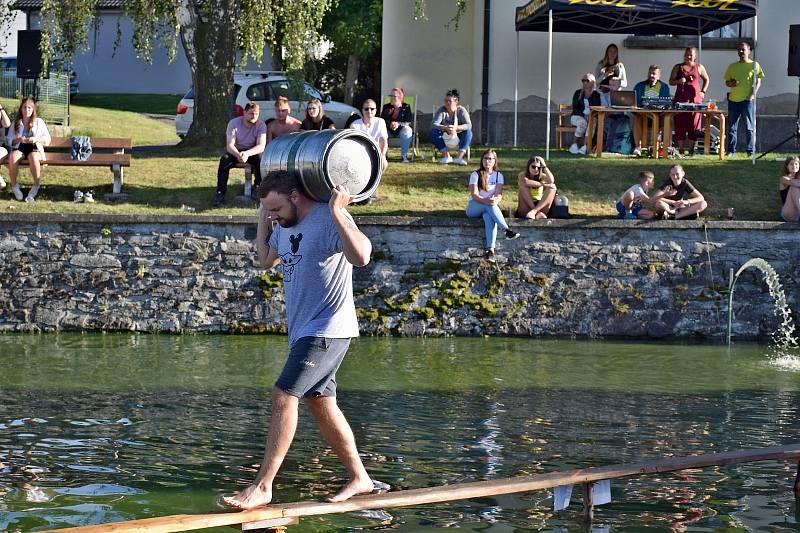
[553,484,573,511]
[592,479,612,506]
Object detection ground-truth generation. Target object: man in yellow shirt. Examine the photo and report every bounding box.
[723,41,765,156]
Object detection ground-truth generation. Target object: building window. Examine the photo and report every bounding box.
[702,19,754,39]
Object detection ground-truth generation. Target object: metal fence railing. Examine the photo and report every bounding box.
[0,69,70,125]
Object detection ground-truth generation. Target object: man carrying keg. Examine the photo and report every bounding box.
[214,102,267,207]
[222,171,378,510]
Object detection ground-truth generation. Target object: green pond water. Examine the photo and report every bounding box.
[1,334,799,532]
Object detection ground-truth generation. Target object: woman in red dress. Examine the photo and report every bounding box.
[669,47,709,156]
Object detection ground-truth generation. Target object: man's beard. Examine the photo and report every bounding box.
[277,203,300,227]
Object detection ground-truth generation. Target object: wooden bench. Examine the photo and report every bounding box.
[234,161,256,201]
[4,137,132,199]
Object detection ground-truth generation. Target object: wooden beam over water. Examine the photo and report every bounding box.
[39,443,800,533]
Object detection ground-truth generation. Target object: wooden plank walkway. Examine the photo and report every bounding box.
[40,443,800,533]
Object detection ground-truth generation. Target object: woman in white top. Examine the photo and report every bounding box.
[350,98,388,171]
[7,97,51,202]
[595,43,627,91]
[0,104,13,190]
[465,149,520,260]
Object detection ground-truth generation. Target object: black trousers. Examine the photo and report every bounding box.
[216,152,262,195]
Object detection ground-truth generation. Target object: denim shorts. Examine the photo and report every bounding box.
[275,337,350,398]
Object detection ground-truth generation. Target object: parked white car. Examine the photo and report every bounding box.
[175,71,359,137]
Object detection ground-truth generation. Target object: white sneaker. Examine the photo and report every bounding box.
[569,143,579,154]
[578,145,587,155]
[0,176,5,189]
[453,157,468,166]
[12,184,23,201]
[439,154,453,164]
[83,192,95,203]
[632,147,642,157]
[401,157,410,163]
[25,184,39,202]
[73,190,84,203]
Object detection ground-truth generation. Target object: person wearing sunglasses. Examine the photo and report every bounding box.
[569,73,601,155]
[516,155,556,220]
[350,98,388,171]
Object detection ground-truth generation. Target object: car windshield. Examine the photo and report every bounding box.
[304,83,322,100]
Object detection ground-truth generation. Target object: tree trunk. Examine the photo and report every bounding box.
[178,0,239,148]
[344,53,360,106]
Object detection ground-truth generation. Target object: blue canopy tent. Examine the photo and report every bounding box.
[512,0,759,160]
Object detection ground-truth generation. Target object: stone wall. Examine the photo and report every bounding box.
[0,213,797,340]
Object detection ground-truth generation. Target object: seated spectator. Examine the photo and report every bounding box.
[266,96,302,144]
[380,87,413,163]
[430,88,472,165]
[466,149,519,261]
[214,101,267,207]
[632,65,671,156]
[7,97,50,202]
[0,104,12,190]
[616,170,656,220]
[350,98,388,172]
[569,73,601,155]
[300,98,335,131]
[779,156,800,222]
[600,78,633,155]
[516,155,556,219]
[650,164,707,219]
[595,43,628,92]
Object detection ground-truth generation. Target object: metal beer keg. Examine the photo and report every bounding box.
[260,129,382,202]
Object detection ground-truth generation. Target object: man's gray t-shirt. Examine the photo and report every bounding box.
[268,203,360,346]
[227,116,267,151]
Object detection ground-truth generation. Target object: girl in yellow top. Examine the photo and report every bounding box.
[516,155,556,219]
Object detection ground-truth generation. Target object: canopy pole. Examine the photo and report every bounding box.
[697,19,702,60]
[752,14,758,165]
[546,8,553,160]
[514,30,519,147]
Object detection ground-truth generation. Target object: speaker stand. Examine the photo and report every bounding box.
[758,77,800,159]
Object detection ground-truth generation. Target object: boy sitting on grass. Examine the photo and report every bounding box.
[616,170,656,220]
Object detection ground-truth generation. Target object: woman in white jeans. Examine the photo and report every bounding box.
[465,149,520,261]
[569,73,601,155]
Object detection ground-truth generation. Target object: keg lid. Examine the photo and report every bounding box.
[324,136,377,197]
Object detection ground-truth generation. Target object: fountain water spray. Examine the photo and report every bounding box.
[727,259,799,365]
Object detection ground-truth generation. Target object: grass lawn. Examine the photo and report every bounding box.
[71,93,183,116]
[0,97,793,221]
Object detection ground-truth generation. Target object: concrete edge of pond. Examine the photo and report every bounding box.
[0,211,795,231]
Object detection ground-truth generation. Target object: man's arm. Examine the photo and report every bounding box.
[242,132,267,159]
[226,127,241,160]
[329,185,371,267]
[256,205,280,268]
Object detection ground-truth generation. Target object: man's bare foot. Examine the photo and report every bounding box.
[325,477,376,503]
[220,484,273,510]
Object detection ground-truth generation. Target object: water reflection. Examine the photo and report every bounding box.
[0,335,798,532]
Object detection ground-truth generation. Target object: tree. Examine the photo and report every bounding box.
[38,0,334,147]
[318,0,381,106]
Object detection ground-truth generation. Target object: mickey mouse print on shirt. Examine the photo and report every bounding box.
[279,233,303,282]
